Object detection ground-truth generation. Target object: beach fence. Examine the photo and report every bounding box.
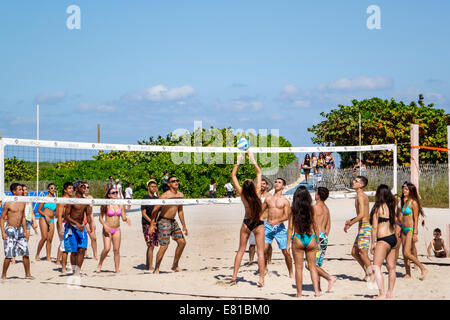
[313,164,448,207]
[262,158,299,186]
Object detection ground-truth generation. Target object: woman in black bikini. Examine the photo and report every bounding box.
[229,151,265,287]
[370,184,398,299]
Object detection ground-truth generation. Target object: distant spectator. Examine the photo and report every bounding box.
[301,154,312,185]
[224,179,236,198]
[104,176,114,196]
[161,171,170,193]
[209,179,217,198]
[325,152,335,169]
[317,153,326,171]
[114,179,124,199]
[427,228,448,258]
[353,158,366,173]
[311,153,318,175]
[147,174,156,187]
[125,184,133,210]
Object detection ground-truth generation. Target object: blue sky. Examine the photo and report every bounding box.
[1,0,449,150]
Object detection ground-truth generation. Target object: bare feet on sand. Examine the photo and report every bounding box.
[419,269,428,280]
[326,276,337,293]
[171,266,181,272]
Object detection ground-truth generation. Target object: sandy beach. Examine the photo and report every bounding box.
[1,199,449,300]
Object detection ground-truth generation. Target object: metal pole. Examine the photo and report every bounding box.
[36,104,39,195]
[359,113,362,176]
[410,124,419,192]
[0,131,4,199]
[393,144,398,196]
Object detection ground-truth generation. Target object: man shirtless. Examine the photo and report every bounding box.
[344,176,371,280]
[1,183,34,279]
[56,182,73,273]
[63,181,92,276]
[249,178,272,264]
[151,176,188,273]
[263,178,293,277]
[311,187,336,292]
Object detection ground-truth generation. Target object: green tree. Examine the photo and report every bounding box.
[308,95,450,167]
[5,157,34,182]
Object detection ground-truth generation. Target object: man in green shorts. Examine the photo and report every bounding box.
[344,176,372,280]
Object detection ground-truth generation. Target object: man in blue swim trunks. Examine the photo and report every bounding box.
[63,180,92,276]
[263,178,293,277]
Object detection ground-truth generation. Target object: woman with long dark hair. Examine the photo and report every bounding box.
[369,184,398,299]
[287,186,321,298]
[35,183,57,261]
[400,182,428,280]
[229,151,265,287]
[301,154,312,184]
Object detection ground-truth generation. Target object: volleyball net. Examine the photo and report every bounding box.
[0,137,397,206]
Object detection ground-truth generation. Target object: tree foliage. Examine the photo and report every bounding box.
[307,96,450,167]
[5,157,34,182]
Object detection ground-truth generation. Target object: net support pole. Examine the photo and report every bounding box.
[0,131,4,199]
[448,125,450,209]
[393,144,398,195]
[36,104,39,195]
[359,113,362,176]
[410,124,419,192]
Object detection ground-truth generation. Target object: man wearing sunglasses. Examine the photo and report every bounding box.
[63,180,92,276]
[344,176,372,280]
[150,176,188,274]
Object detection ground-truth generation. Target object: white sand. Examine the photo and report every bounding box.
[1,199,449,300]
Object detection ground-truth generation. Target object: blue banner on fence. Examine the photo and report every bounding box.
[0,191,49,218]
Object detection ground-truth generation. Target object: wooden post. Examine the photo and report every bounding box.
[410,124,419,191]
[97,124,101,144]
[448,126,449,209]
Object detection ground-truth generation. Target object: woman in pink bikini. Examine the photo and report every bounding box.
[96,188,131,274]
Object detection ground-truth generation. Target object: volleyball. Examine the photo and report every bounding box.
[237,137,250,151]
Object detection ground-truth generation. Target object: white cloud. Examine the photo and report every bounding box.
[320,76,393,91]
[282,85,299,96]
[35,91,67,104]
[78,102,116,113]
[292,100,311,108]
[129,85,196,102]
[231,101,263,111]
[97,104,117,112]
[271,114,284,120]
[11,117,35,125]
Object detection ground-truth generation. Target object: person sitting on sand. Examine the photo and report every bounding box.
[427,228,448,258]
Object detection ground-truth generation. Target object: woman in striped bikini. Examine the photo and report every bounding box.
[96,188,131,274]
[35,183,57,261]
[400,182,428,280]
[287,186,321,298]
